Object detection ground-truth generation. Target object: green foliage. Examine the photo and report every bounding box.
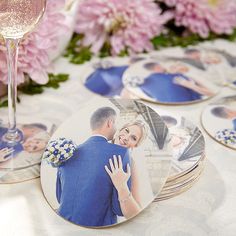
[152,32,203,49]
[0,96,21,107]
[225,28,236,41]
[152,21,236,49]
[0,99,8,108]
[152,29,235,50]
[65,31,207,63]
[64,33,130,62]
[19,73,69,95]
[99,41,112,58]
[64,33,92,64]
[152,21,216,49]
[65,26,236,65]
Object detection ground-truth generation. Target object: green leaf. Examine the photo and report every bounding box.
[152,25,236,50]
[66,27,236,65]
[226,28,236,41]
[19,80,44,95]
[118,50,128,57]
[151,28,206,49]
[64,33,92,64]
[0,99,8,108]
[19,73,69,95]
[0,97,20,108]
[99,41,112,58]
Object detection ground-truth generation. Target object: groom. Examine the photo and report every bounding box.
[140,62,203,102]
[56,107,131,227]
[211,106,236,130]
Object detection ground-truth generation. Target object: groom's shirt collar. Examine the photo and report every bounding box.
[91,134,108,141]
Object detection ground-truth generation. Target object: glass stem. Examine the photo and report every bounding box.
[5,38,20,142]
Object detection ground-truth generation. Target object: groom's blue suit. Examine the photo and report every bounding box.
[56,136,131,227]
[139,73,202,103]
[84,66,128,97]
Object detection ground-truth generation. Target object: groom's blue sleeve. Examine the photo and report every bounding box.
[111,150,131,216]
[56,169,62,204]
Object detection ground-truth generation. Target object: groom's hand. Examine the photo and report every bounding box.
[105,155,131,191]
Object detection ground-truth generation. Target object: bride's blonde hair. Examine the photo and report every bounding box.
[115,120,148,147]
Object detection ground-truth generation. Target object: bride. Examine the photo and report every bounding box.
[105,120,154,219]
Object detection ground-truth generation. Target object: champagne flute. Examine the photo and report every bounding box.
[0,1,49,183]
[0,0,46,143]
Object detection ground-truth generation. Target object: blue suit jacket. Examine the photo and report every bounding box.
[233,119,236,130]
[84,66,127,97]
[140,73,202,103]
[56,136,131,227]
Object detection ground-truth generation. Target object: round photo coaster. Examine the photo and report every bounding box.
[154,110,205,179]
[156,170,203,201]
[152,46,232,87]
[201,95,236,150]
[162,158,205,191]
[155,158,205,201]
[0,122,50,170]
[186,45,236,90]
[0,163,40,184]
[0,95,75,184]
[164,155,205,187]
[81,56,147,99]
[0,121,50,184]
[40,98,173,228]
[123,58,221,105]
[148,110,206,201]
[198,47,236,90]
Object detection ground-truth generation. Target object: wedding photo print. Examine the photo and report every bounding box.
[201,95,236,150]
[41,98,172,228]
[82,57,145,99]
[0,121,53,184]
[158,112,205,177]
[123,58,220,104]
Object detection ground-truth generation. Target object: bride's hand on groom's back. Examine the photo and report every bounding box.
[105,155,131,191]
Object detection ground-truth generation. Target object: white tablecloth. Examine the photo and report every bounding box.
[0,55,235,236]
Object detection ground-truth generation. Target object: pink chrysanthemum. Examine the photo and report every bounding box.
[164,0,236,38]
[75,0,173,55]
[0,0,68,85]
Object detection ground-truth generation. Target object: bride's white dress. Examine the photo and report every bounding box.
[130,147,154,209]
[118,147,154,223]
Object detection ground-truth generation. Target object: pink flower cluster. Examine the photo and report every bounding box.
[75,0,172,55]
[164,0,236,38]
[0,0,68,85]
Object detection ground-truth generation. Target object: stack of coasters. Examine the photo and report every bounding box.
[153,111,206,201]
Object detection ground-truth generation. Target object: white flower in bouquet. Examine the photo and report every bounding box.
[43,137,77,167]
